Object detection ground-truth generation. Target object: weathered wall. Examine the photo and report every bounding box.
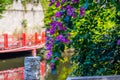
[0,0,44,34]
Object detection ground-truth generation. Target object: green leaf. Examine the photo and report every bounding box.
[54,52,61,58]
[51,68,57,75]
[59,44,65,52]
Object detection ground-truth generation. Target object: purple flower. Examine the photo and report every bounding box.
[61,38,70,43]
[71,8,75,12]
[62,0,66,3]
[72,13,77,18]
[56,1,60,7]
[59,26,64,30]
[51,16,56,21]
[51,24,56,29]
[63,27,67,31]
[97,0,100,4]
[46,28,50,33]
[50,63,55,69]
[46,43,52,50]
[57,22,64,30]
[80,7,85,17]
[46,54,51,60]
[55,12,62,18]
[61,6,65,10]
[56,34,64,41]
[51,0,54,2]
[66,5,71,9]
[49,21,58,34]
[57,22,62,26]
[117,40,120,45]
[48,51,52,55]
[66,6,75,16]
[54,57,59,60]
[49,28,55,34]
[46,51,52,60]
[56,34,70,43]
[66,34,71,36]
[49,3,53,6]
[67,9,73,16]
[49,38,54,44]
[72,0,79,3]
[59,26,67,31]
[46,37,49,40]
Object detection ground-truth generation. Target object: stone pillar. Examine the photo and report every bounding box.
[24,56,41,80]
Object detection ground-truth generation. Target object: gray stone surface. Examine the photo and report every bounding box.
[66,75,120,80]
[24,56,41,80]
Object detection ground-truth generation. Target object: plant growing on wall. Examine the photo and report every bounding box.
[40,0,49,13]
[22,19,28,32]
[45,0,120,76]
[0,0,12,17]
[21,0,40,12]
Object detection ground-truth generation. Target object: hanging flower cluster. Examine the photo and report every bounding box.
[45,0,86,73]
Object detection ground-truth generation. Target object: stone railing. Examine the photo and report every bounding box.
[66,75,120,80]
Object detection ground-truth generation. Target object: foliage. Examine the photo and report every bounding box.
[0,0,12,17]
[45,56,76,80]
[70,3,120,76]
[40,0,49,12]
[44,0,120,76]
[22,19,27,29]
[21,0,40,12]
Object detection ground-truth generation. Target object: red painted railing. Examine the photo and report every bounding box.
[0,61,46,80]
[0,32,46,51]
[0,67,24,80]
[0,32,46,79]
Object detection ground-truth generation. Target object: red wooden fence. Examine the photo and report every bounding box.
[3,34,8,49]
[0,32,46,79]
[0,31,46,51]
[0,61,46,80]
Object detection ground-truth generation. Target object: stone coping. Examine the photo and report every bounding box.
[66,75,120,80]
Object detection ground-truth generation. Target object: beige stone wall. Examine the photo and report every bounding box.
[0,0,44,35]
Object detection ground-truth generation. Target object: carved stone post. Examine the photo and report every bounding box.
[24,56,41,80]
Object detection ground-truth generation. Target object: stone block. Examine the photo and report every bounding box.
[24,56,41,80]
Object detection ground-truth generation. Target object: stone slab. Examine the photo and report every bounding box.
[66,75,120,80]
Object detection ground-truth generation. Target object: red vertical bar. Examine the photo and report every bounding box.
[32,49,36,56]
[41,31,46,44]
[4,34,8,49]
[4,72,8,80]
[40,61,46,78]
[22,33,26,46]
[22,69,24,80]
[11,72,14,80]
[35,32,39,45]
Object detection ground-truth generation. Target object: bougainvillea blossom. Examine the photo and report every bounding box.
[55,12,62,18]
[50,63,55,69]
[80,7,85,17]
[117,40,120,45]
[72,0,80,3]
[46,51,52,60]
[56,1,60,7]
[46,0,85,71]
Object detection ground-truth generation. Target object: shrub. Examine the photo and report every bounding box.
[44,0,120,76]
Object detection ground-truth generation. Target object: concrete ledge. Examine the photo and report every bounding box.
[66,75,120,80]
